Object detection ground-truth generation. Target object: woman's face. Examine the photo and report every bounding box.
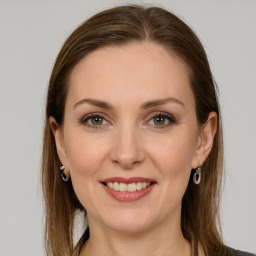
[52,42,214,234]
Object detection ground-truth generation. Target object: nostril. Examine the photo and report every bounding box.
[109,132,146,168]
[112,157,141,169]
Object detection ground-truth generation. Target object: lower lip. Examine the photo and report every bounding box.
[102,183,155,202]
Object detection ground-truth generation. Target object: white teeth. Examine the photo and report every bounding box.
[127,183,136,192]
[119,183,128,192]
[136,182,142,191]
[105,181,151,192]
[113,182,119,191]
[107,182,113,189]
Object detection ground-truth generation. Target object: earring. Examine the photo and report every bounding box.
[193,163,203,185]
[60,163,70,182]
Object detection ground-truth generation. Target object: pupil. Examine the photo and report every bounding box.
[92,116,103,125]
[154,116,165,125]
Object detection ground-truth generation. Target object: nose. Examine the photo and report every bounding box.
[110,124,146,169]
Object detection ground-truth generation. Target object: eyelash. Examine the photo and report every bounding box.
[80,113,109,129]
[146,112,176,129]
[79,112,176,129]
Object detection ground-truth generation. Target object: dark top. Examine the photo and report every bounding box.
[235,250,256,256]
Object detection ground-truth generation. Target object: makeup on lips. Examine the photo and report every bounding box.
[101,177,156,202]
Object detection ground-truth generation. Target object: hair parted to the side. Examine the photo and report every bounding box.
[42,5,232,256]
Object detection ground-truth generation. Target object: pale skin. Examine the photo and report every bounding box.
[50,42,216,256]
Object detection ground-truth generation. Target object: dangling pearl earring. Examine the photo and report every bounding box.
[60,163,70,182]
[193,163,203,185]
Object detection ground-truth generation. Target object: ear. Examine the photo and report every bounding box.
[49,116,70,175]
[191,112,217,168]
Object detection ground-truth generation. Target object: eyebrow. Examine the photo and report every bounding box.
[73,98,114,110]
[73,97,185,110]
[141,97,185,109]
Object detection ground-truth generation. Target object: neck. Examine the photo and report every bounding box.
[80,214,191,256]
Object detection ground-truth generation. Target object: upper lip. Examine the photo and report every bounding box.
[101,177,156,184]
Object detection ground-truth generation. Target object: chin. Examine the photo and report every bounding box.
[97,208,160,235]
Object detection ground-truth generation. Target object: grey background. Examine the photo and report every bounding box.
[0,1,255,255]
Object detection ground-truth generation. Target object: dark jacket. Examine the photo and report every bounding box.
[235,250,256,256]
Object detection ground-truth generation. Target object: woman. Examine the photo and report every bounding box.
[42,5,255,256]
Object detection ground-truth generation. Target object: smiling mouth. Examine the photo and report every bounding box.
[103,181,152,192]
[100,177,156,202]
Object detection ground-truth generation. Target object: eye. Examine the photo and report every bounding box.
[153,116,166,125]
[90,116,104,125]
[80,113,109,128]
[147,112,176,128]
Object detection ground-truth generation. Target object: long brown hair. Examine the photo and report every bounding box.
[42,5,232,256]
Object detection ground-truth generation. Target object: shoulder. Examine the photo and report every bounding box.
[234,250,256,256]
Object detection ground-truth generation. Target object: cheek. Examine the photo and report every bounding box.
[147,129,198,183]
[65,131,109,177]
[145,131,198,215]
[64,132,111,209]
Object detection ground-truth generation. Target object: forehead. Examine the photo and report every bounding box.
[67,42,194,108]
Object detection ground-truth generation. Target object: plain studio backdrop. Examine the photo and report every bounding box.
[0,1,255,255]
